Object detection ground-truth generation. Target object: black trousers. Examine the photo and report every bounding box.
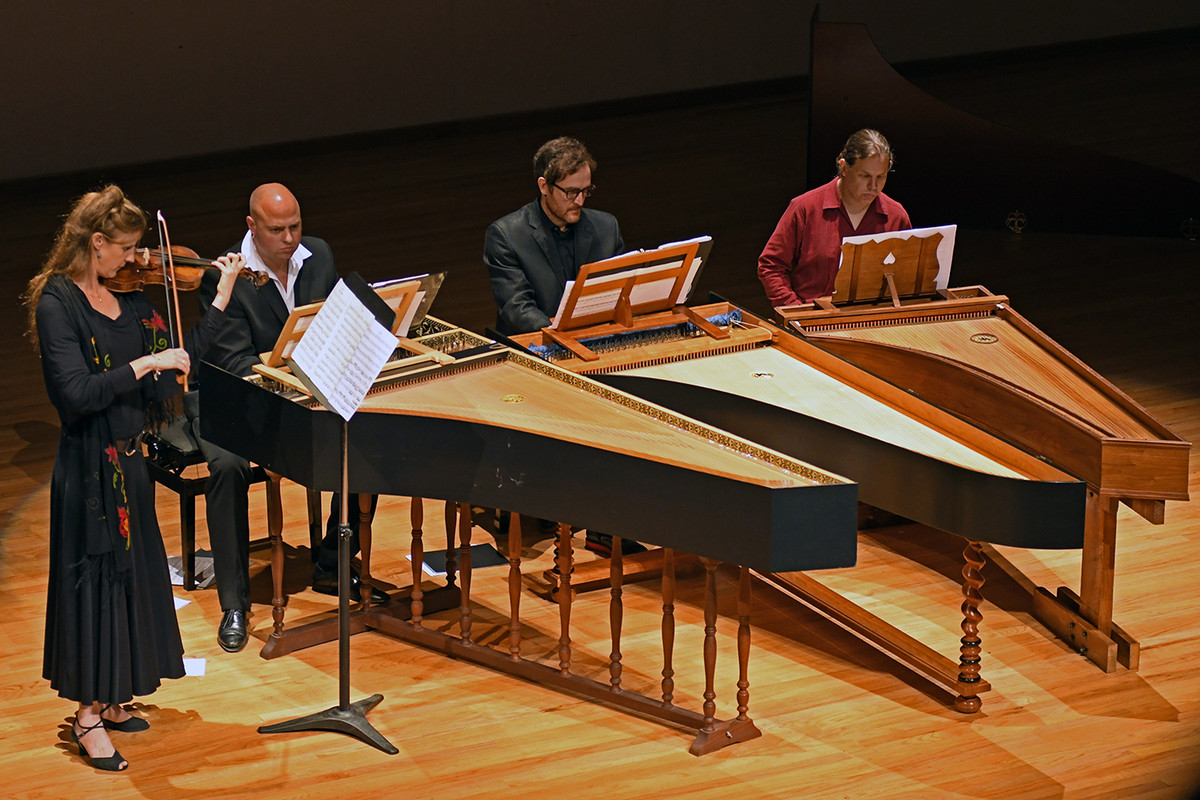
[197,434,373,612]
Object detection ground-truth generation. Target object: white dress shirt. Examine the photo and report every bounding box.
[239,229,312,312]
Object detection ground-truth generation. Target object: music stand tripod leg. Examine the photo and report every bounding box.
[257,419,398,755]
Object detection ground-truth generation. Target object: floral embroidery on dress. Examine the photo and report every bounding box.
[103,443,132,548]
[89,336,111,370]
[141,310,170,353]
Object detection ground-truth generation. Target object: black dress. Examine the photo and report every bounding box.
[37,276,224,705]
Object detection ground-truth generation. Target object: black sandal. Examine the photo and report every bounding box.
[101,704,149,732]
[72,717,128,771]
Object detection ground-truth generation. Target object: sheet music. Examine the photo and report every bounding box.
[840,224,957,290]
[677,254,704,302]
[634,260,685,305]
[551,279,616,323]
[581,235,710,272]
[550,280,576,327]
[396,290,423,336]
[371,272,445,335]
[549,235,712,328]
[287,280,399,421]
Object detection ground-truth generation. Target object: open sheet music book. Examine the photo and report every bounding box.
[260,272,439,371]
[840,224,957,292]
[550,235,712,331]
[371,271,445,335]
[285,274,398,422]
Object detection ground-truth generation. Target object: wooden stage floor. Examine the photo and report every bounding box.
[1,30,1198,800]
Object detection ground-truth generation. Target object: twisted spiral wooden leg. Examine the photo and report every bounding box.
[955,540,987,713]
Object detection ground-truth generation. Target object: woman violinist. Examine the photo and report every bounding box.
[23,185,244,771]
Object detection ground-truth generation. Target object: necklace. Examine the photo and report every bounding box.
[77,282,112,305]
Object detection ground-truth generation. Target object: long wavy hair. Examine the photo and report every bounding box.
[23,185,147,348]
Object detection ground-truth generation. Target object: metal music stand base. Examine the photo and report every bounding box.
[257,693,397,754]
[257,419,398,755]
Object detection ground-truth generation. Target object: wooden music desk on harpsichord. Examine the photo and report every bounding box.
[200,313,857,755]
[504,238,1087,713]
[776,227,1191,674]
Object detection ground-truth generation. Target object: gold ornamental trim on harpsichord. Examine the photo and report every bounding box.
[416,329,493,354]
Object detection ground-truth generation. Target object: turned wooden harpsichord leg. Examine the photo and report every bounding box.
[609,538,624,691]
[357,493,377,608]
[556,522,574,675]
[689,558,761,756]
[409,498,425,625]
[736,566,752,723]
[443,500,458,593]
[266,470,286,642]
[661,548,676,706]
[458,501,474,646]
[359,514,764,755]
[507,513,523,661]
[700,559,719,733]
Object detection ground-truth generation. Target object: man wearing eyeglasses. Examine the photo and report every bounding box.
[484,136,642,558]
[485,136,623,336]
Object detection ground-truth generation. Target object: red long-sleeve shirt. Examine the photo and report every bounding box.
[757,178,911,306]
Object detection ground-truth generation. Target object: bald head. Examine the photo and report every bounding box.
[247,183,303,274]
[249,182,300,219]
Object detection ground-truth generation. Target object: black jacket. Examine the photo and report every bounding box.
[484,200,623,335]
[198,236,337,377]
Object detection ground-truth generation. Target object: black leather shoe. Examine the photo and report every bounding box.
[584,533,648,557]
[311,564,390,605]
[217,608,248,653]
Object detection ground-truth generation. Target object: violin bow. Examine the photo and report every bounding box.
[154,210,189,392]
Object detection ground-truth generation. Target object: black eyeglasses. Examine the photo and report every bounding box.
[551,182,595,201]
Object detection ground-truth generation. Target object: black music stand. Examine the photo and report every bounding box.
[257,273,406,754]
[257,418,396,753]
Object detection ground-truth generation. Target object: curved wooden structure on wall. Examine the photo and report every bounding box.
[807,21,1200,238]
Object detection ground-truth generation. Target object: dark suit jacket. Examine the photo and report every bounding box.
[199,236,337,377]
[484,200,623,335]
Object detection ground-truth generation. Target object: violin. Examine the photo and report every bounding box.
[101,244,269,292]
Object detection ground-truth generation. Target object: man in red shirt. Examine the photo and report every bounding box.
[758,129,911,306]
